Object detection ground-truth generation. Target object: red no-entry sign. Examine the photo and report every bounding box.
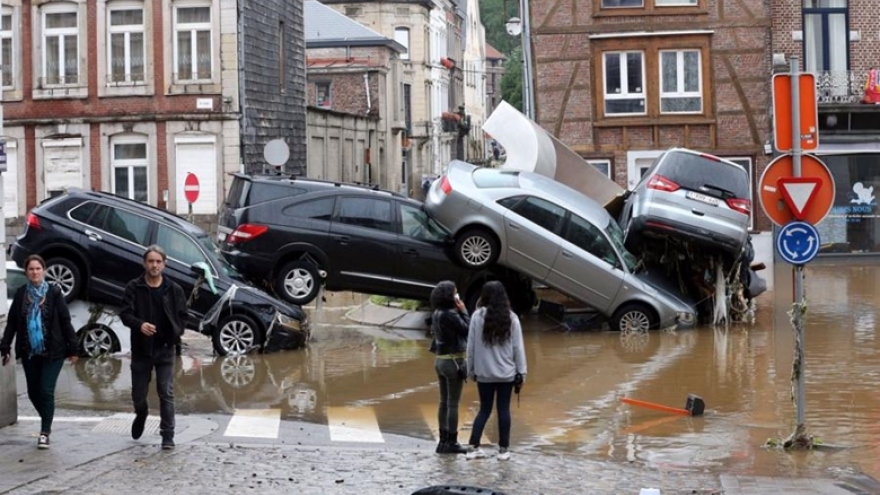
[184,173,200,203]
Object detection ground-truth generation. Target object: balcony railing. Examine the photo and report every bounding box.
[815,70,869,104]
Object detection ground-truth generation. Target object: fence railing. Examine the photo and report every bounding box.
[814,70,868,104]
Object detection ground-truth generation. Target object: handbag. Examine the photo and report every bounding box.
[513,373,524,407]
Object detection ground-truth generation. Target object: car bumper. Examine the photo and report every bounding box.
[221,249,274,282]
[9,242,35,266]
[631,215,746,255]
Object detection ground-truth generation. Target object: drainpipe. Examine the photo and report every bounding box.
[364,73,372,115]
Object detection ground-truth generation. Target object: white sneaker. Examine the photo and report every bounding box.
[497,448,510,461]
[465,447,487,460]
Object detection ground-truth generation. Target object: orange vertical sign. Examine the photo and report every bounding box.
[772,73,819,152]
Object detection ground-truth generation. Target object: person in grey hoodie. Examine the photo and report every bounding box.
[465,281,527,461]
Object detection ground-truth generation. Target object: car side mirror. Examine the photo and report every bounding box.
[190,264,208,278]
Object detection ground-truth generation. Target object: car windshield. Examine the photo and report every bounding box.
[605,221,638,272]
[197,235,241,279]
[662,151,750,199]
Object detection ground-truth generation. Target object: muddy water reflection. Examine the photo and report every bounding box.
[50,263,880,479]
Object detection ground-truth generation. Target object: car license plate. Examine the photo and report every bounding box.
[686,191,719,206]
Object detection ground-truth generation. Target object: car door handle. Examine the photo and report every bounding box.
[336,235,350,245]
[561,250,574,259]
[691,210,705,216]
[84,229,102,242]
[508,222,521,230]
[402,248,418,256]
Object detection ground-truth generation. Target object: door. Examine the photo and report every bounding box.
[78,204,153,304]
[326,196,397,294]
[392,202,457,299]
[175,136,217,215]
[545,214,624,313]
[626,150,663,190]
[501,196,566,281]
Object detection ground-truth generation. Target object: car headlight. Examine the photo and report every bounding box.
[274,312,304,330]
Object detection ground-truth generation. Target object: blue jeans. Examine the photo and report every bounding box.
[435,357,466,433]
[468,381,515,449]
[22,355,65,435]
[131,346,176,437]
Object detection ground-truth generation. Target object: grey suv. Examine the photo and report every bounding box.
[619,148,751,256]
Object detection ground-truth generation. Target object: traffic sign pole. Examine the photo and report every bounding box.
[788,56,808,447]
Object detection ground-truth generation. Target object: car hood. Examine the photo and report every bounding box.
[632,270,697,313]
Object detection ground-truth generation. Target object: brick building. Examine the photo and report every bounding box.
[485,42,505,117]
[2,0,306,229]
[529,0,773,231]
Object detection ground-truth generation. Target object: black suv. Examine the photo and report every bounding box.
[10,189,309,356]
[218,174,535,313]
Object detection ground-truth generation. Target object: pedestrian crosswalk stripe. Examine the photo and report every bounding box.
[418,403,490,446]
[327,406,384,443]
[224,409,281,439]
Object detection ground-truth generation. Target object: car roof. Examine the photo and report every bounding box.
[449,160,613,226]
[42,189,209,237]
[231,172,407,198]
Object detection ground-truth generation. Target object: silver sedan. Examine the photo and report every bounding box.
[424,161,696,332]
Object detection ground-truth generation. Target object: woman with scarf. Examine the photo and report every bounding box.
[1,255,79,449]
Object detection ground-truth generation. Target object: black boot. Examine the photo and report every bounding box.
[445,431,468,454]
[435,429,449,454]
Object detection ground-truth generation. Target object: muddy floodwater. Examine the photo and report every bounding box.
[48,261,880,480]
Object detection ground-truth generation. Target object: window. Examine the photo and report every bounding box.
[803,0,848,74]
[157,224,209,268]
[564,214,619,267]
[597,0,700,13]
[603,51,645,116]
[111,136,148,202]
[594,34,711,121]
[660,50,701,113]
[316,82,331,108]
[42,5,79,86]
[174,5,211,81]
[508,197,567,235]
[335,197,393,232]
[399,203,447,242]
[278,21,285,91]
[283,198,334,221]
[0,10,13,88]
[108,6,145,84]
[104,208,151,245]
[394,27,410,60]
[587,159,612,179]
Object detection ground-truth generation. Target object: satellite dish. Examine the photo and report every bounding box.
[505,17,522,36]
[264,139,290,167]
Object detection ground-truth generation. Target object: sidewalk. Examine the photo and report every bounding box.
[0,411,870,495]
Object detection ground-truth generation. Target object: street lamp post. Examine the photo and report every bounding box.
[506,0,535,120]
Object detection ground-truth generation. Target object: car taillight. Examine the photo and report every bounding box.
[26,213,41,230]
[439,176,452,195]
[646,175,680,192]
[726,198,751,215]
[227,224,268,244]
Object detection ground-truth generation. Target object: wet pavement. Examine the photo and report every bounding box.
[4,263,880,493]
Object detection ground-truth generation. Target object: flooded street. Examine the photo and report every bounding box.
[38,262,880,481]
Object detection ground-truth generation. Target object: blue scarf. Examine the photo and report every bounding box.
[26,281,49,357]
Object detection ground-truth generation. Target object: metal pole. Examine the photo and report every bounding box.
[790,56,806,429]
[520,0,535,119]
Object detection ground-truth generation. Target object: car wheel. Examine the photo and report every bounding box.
[75,355,123,387]
[611,303,657,333]
[212,313,262,356]
[454,229,498,269]
[217,354,265,391]
[45,258,82,302]
[78,326,120,357]
[274,260,321,305]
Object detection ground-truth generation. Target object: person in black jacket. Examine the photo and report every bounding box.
[120,245,187,450]
[1,254,79,450]
[429,280,469,454]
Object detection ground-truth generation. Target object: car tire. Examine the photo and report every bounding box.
[45,257,82,302]
[212,313,262,356]
[78,326,120,357]
[274,260,321,305]
[611,303,657,333]
[454,229,498,269]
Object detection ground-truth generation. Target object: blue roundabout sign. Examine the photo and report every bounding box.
[776,221,820,265]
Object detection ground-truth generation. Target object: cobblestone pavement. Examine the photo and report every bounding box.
[0,411,867,495]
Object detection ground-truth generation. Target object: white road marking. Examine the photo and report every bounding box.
[327,406,384,443]
[223,409,281,438]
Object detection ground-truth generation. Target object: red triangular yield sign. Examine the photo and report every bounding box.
[777,177,822,220]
